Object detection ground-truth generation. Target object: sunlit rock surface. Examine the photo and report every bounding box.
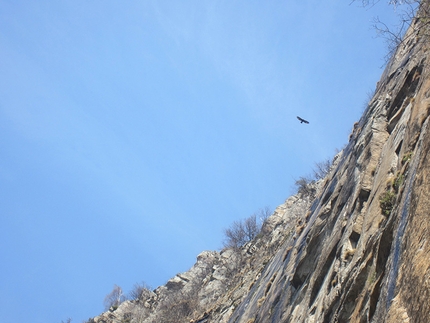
[92,10,430,323]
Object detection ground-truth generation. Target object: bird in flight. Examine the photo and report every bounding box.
[297,116,309,124]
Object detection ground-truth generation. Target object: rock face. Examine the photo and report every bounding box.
[92,189,318,323]
[91,7,430,323]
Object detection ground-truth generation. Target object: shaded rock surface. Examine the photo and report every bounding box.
[91,8,430,323]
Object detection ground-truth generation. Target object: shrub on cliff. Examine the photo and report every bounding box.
[103,284,127,311]
[379,191,396,215]
[157,286,200,323]
[128,281,152,300]
[223,208,271,250]
[223,214,259,249]
[294,176,316,198]
[313,159,332,180]
[356,0,429,62]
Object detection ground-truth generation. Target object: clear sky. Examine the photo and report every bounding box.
[1,1,400,322]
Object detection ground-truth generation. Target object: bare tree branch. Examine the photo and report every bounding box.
[103,284,126,311]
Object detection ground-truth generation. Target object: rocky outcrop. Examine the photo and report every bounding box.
[92,187,317,323]
[91,5,430,323]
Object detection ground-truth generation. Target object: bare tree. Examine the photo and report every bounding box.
[103,284,126,311]
[243,214,259,242]
[354,0,419,8]
[354,0,430,62]
[224,220,247,249]
[313,159,332,180]
[128,281,152,300]
[257,206,272,225]
[223,210,269,249]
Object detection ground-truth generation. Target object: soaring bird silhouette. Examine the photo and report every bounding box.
[297,116,309,124]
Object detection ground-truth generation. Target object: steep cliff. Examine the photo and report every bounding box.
[91,5,430,323]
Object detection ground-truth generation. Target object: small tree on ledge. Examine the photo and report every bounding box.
[103,284,126,311]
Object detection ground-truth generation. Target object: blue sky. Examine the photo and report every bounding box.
[1,1,399,322]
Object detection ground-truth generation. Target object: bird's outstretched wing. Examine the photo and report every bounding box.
[297,116,309,124]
